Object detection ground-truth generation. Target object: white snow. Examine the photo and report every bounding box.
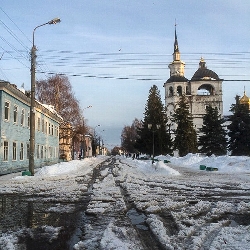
[0,154,250,249]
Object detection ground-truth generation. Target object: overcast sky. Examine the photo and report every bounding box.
[1,0,250,148]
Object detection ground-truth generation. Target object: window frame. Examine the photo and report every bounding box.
[13,105,18,123]
[13,142,17,161]
[20,143,24,160]
[3,141,8,161]
[4,101,10,121]
[21,109,25,126]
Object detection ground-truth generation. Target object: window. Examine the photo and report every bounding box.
[50,147,52,158]
[169,87,173,97]
[41,145,44,158]
[13,142,17,160]
[38,117,41,131]
[177,86,182,96]
[45,122,48,134]
[48,123,51,135]
[42,119,44,133]
[27,144,30,159]
[20,143,24,160]
[55,126,58,137]
[14,106,18,123]
[37,145,40,158]
[4,141,8,161]
[27,112,30,127]
[4,102,10,120]
[21,109,25,126]
[52,124,54,135]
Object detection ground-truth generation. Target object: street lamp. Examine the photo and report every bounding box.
[148,123,160,164]
[29,18,61,176]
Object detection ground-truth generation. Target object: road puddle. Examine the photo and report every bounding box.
[0,194,86,249]
[127,208,148,230]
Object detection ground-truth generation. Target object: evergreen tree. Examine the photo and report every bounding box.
[198,106,227,156]
[135,85,172,155]
[228,97,250,156]
[173,95,197,156]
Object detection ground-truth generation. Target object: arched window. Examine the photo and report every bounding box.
[197,84,215,95]
[169,86,173,97]
[177,86,182,96]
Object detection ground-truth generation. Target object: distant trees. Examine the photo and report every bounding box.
[120,85,250,158]
[111,146,121,156]
[173,95,197,157]
[135,85,172,155]
[198,106,227,156]
[227,96,250,156]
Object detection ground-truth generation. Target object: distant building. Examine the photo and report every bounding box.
[164,27,223,135]
[84,134,93,157]
[0,80,62,174]
[59,121,73,161]
[239,89,250,110]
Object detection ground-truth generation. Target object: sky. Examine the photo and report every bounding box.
[1,0,250,148]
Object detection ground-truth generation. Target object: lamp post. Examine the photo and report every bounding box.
[148,123,160,164]
[29,18,61,176]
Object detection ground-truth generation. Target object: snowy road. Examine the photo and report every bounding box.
[0,155,250,249]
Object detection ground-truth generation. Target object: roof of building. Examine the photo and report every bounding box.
[165,75,189,83]
[240,91,250,104]
[191,58,221,81]
[0,80,63,122]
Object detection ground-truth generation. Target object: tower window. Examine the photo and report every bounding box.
[169,86,173,97]
[177,86,182,96]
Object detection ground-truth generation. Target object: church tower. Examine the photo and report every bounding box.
[164,27,223,136]
[168,25,185,77]
[164,26,190,132]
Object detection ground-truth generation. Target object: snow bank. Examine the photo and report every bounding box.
[158,153,250,173]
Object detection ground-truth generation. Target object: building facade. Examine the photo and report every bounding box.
[164,28,223,134]
[59,121,73,161]
[84,134,93,157]
[0,80,62,174]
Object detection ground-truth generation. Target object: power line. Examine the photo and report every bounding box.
[0,7,31,45]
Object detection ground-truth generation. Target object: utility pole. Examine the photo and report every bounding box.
[29,18,61,175]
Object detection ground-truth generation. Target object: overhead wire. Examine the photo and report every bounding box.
[0,6,249,84]
[0,7,57,81]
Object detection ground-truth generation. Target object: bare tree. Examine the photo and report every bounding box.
[36,74,83,128]
[36,74,87,159]
[121,118,141,153]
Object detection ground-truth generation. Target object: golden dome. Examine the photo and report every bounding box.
[240,91,250,105]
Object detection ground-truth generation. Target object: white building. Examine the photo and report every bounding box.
[164,27,223,134]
